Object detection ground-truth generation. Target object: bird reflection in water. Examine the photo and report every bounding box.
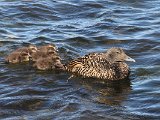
[76,78,131,106]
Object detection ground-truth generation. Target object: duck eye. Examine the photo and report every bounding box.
[22,54,27,56]
[116,51,120,54]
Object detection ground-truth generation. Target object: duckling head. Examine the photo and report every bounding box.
[106,47,135,63]
[47,48,59,56]
[51,56,64,70]
[28,45,38,53]
[47,44,58,52]
[20,51,31,62]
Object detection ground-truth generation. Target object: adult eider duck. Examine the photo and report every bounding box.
[33,56,65,71]
[5,51,31,63]
[65,47,135,80]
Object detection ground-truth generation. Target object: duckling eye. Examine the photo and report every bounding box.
[116,51,120,54]
[21,54,26,56]
[31,48,36,50]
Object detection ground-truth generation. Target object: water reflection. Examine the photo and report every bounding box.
[0,0,160,119]
[75,78,131,106]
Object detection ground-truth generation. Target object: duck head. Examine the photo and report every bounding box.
[51,56,64,70]
[28,45,38,53]
[20,51,31,62]
[106,47,135,63]
[47,44,58,52]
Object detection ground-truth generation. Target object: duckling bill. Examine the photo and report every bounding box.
[66,47,135,80]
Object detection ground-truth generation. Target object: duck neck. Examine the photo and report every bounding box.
[104,53,115,64]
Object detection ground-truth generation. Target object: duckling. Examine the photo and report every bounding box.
[30,48,58,62]
[15,44,38,55]
[30,44,58,62]
[33,56,64,71]
[66,47,135,80]
[38,44,57,54]
[5,51,31,64]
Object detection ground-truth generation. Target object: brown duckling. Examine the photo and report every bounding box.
[38,44,57,54]
[66,47,135,80]
[31,48,58,62]
[15,44,38,55]
[5,51,31,64]
[30,44,58,62]
[33,56,64,71]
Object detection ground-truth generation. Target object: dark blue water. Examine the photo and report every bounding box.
[0,0,160,120]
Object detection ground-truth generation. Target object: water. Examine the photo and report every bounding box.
[0,0,160,119]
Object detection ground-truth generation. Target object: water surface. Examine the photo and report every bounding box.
[0,0,160,120]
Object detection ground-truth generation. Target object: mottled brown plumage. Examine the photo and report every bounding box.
[66,47,135,80]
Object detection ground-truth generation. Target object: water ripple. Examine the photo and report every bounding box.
[0,0,160,119]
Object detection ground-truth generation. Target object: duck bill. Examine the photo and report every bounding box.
[125,56,136,62]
